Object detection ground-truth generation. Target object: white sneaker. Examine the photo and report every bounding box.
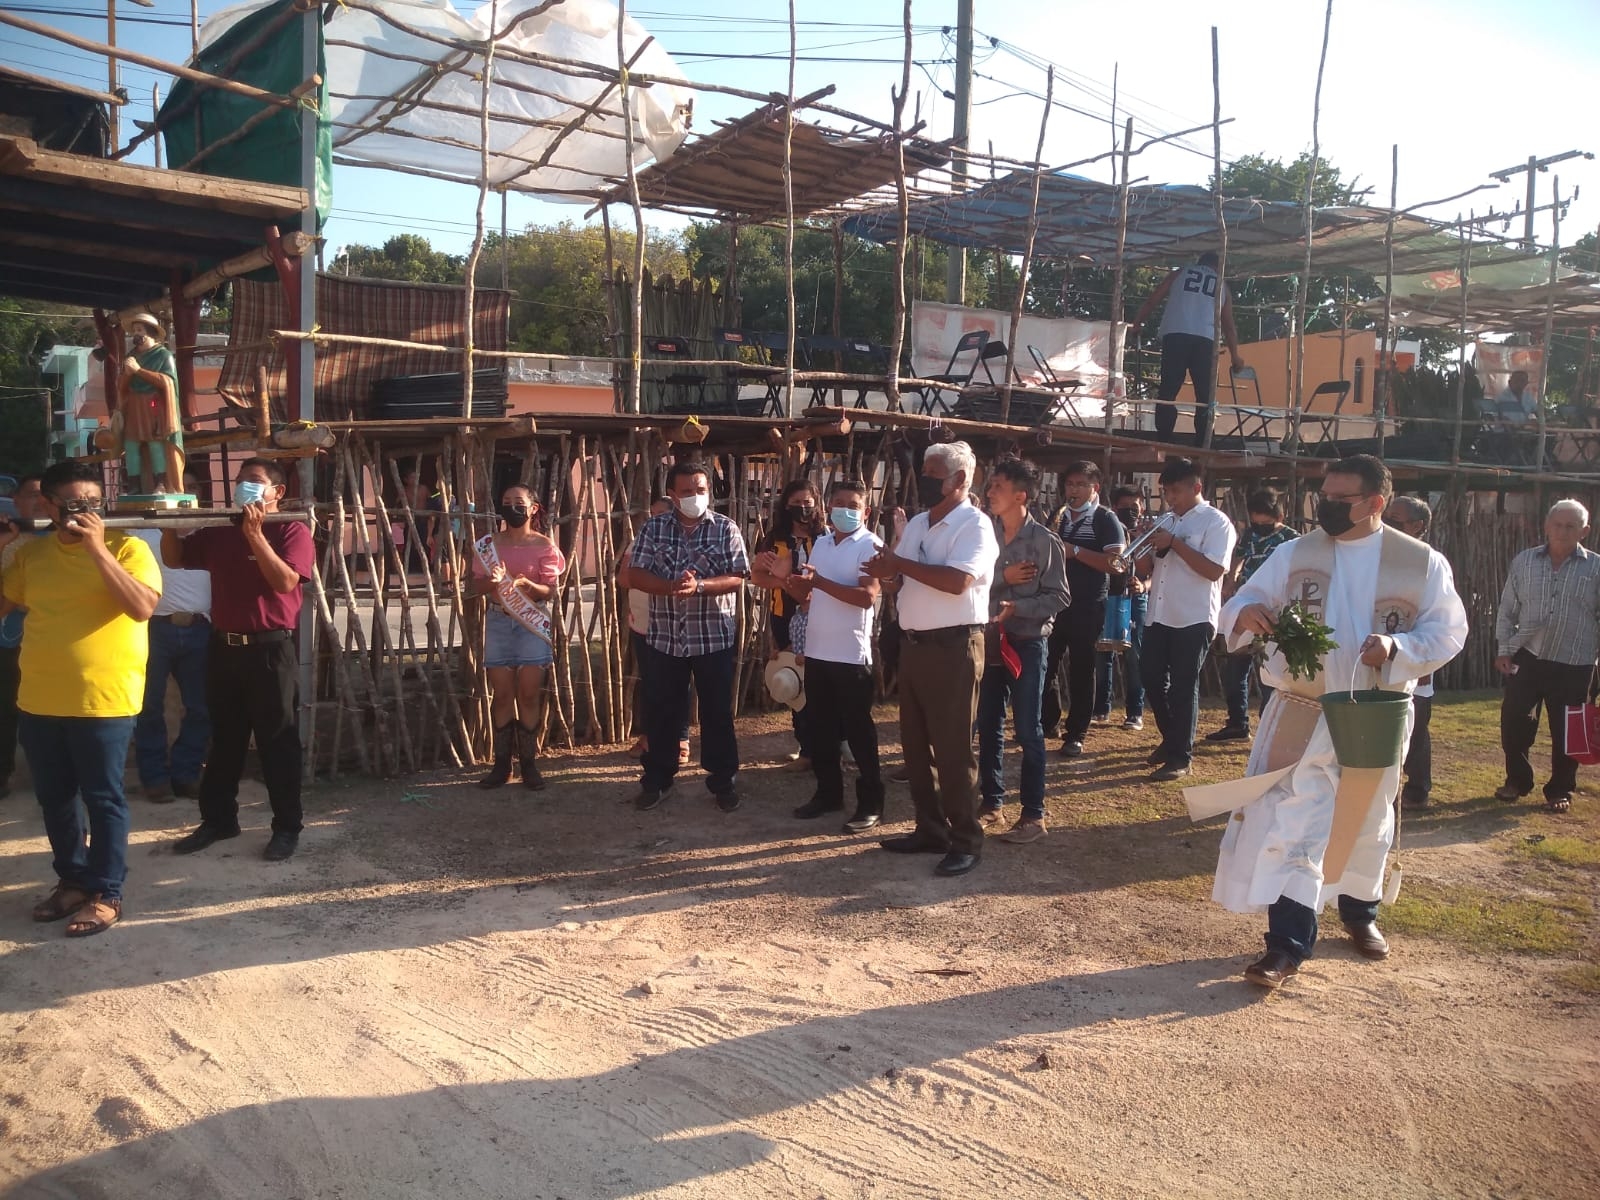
[1089,714,1112,727]
[1122,717,1144,731]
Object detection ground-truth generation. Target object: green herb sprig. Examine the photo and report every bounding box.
[1254,600,1338,682]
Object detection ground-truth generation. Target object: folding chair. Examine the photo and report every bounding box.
[796,336,890,409]
[712,327,784,414]
[909,329,988,416]
[1557,402,1600,467]
[646,336,708,413]
[1216,365,1277,448]
[1295,380,1352,456]
[1027,344,1085,426]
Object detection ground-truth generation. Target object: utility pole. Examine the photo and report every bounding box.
[106,0,155,150]
[1488,149,1593,247]
[944,0,973,305]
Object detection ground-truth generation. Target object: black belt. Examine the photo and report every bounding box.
[214,628,294,647]
[901,624,982,645]
[153,612,208,628]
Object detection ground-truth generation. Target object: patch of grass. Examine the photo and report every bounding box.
[1384,877,1590,955]
[1556,962,1600,994]
[1514,835,1600,870]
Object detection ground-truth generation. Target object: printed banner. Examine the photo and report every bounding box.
[1474,342,1544,401]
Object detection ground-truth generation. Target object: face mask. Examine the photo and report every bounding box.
[499,504,530,528]
[1116,508,1140,526]
[788,504,816,523]
[830,506,863,533]
[678,493,710,520]
[917,474,948,509]
[1316,498,1359,537]
[1251,521,1277,535]
[234,480,269,507]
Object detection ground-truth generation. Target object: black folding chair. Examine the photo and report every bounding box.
[797,335,890,408]
[909,329,988,415]
[1216,365,1277,448]
[1027,344,1085,426]
[647,336,708,413]
[1295,380,1352,456]
[712,327,784,414]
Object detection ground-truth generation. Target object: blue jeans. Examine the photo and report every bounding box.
[1222,651,1253,730]
[977,635,1048,820]
[1142,621,1214,769]
[1094,593,1146,718]
[20,713,136,901]
[136,616,212,788]
[1267,894,1381,965]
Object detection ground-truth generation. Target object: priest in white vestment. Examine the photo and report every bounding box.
[1212,456,1468,988]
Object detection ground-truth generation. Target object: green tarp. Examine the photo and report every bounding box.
[160,0,331,227]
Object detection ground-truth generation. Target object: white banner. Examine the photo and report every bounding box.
[474,534,554,646]
[911,302,1115,419]
[1474,342,1544,401]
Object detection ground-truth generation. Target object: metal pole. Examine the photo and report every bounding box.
[1535,178,1562,472]
[944,0,973,305]
[1524,153,1537,250]
[151,84,162,168]
[1203,26,1226,453]
[295,3,319,750]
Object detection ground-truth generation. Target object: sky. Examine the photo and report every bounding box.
[4,0,1599,263]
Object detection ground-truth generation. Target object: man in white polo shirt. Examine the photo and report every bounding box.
[788,479,886,832]
[865,440,999,877]
[1138,458,1236,781]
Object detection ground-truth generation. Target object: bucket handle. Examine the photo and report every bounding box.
[1344,656,1371,701]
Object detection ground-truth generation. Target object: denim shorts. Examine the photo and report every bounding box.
[484,607,555,669]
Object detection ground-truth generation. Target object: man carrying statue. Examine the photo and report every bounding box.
[96,313,186,496]
[1196,456,1467,989]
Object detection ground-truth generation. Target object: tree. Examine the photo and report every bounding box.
[329,234,465,284]
[0,298,95,476]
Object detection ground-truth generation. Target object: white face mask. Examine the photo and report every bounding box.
[677,493,710,519]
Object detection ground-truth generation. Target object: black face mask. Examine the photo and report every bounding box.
[1115,507,1140,527]
[499,504,531,529]
[1250,521,1278,535]
[787,504,816,524]
[1316,498,1358,537]
[917,474,948,509]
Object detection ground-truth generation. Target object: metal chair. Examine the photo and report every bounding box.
[796,335,889,408]
[711,327,784,415]
[909,328,989,415]
[1026,344,1085,426]
[1295,380,1352,456]
[646,336,708,413]
[1216,365,1278,448]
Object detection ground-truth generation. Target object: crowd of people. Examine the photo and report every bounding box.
[6,438,1595,989]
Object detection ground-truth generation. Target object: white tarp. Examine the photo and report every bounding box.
[912,301,1115,420]
[200,0,692,196]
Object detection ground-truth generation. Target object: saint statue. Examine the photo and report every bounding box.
[96,312,186,496]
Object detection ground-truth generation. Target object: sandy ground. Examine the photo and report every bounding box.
[1,706,1597,1200]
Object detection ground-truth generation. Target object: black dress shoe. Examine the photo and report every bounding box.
[172,823,240,855]
[1243,949,1300,989]
[263,831,299,862]
[934,851,980,877]
[1059,740,1084,758]
[1146,747,1170,767]
[1344,921,1390,960]
[880,834,951,854]
[793,796,844,819]
[843,811,881,833]
[1149,763,1191,782]
[1205,724,1250,742]
[715,789,742,813]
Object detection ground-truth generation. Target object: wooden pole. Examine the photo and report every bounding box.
[1105,117,1134,439]
[152,85,162,168]
[1000,67,1053,425]
[884,0,914,414]
[1450,220,1471,465]
[1377,143,1397,456]
[461,0,498,421]
[1203,28,1226,453]
[782,0,799,417]
[617,0,646,415]
[1535,178,1562,473]
[1289,0,1335,513]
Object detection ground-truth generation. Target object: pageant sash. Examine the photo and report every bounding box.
[474,533,553,646]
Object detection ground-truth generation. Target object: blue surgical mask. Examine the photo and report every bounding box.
[234,480,269,507]
[830,506,862,533]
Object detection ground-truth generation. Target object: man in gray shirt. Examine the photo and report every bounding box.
[1495,498,1600,813]
[977,458,1070,843]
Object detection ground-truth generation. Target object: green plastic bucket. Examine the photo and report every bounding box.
[1318,689,1410,769]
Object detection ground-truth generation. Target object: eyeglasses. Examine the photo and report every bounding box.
[54,498,103,514]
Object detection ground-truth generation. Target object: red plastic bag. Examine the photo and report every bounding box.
[1564,702,1600,765]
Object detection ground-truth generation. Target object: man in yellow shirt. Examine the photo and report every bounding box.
[0,462,160,937]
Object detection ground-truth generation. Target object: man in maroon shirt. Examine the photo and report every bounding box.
[163,459,314,861]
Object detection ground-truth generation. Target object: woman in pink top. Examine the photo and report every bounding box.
[468,483,565,790]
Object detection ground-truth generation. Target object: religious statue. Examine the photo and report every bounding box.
[94,312,186,496]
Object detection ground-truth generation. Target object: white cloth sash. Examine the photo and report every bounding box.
[474,534,553,646]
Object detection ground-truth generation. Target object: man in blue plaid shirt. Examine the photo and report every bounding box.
[623,460,750,812]
[1209,488,1298,741]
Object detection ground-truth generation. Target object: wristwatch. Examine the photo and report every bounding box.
[694,577,705,596]
[1070,543,1080,559]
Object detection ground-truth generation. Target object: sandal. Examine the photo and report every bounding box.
[1545,795,1572,814]
[32,883,90,923]
[64,895,121,938]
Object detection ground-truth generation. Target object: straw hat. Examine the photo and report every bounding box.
[763,651,806,712]
[122,312,165,341]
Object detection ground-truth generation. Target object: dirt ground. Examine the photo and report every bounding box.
[1,696,1597,1200]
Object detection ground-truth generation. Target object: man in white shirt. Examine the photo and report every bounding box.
[1131,252,1247,447]
[1139,458,1237,781]
[1495,370,1539,424]
[865,440,999,877]
[786,479,886,832]
[133,486,212,803]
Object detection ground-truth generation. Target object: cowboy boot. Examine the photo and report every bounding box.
[517,724,545,791]
[478,723,514,789]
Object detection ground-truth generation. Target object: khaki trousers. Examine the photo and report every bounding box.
[899,626,985,855]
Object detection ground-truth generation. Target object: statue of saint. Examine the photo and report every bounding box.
[96,312,186,495]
